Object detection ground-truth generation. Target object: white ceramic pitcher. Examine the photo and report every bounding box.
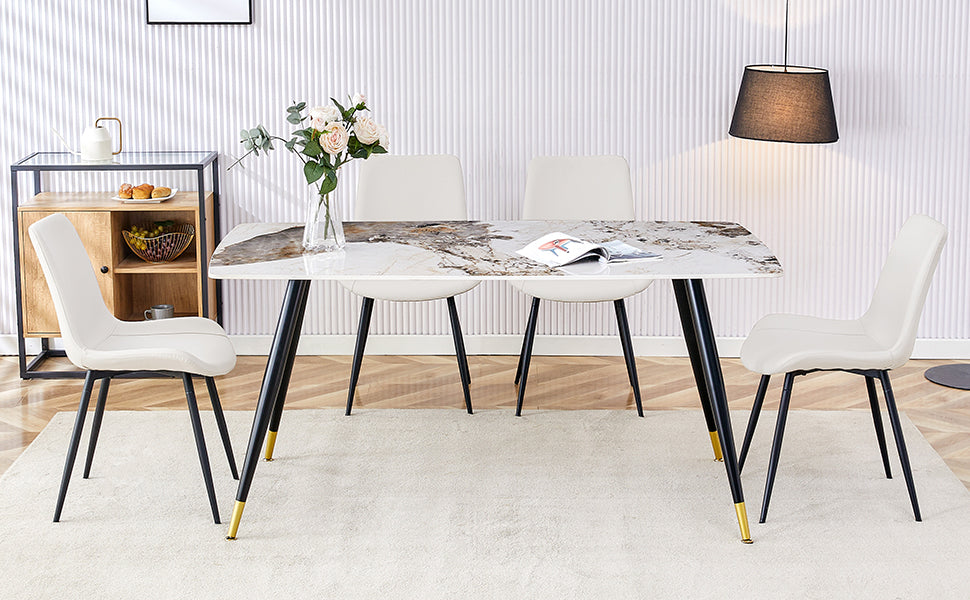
[53,117,123,162]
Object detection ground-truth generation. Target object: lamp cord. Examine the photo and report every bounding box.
[783,0,789,71]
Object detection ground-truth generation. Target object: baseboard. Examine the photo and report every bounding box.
[3,334,968,359]
[225,334,970,359]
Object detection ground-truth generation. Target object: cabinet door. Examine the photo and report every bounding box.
[19,211,116,336]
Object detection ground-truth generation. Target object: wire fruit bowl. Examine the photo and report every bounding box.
[123,223,195,263]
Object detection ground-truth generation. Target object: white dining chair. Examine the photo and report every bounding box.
[511,155,652,416]
[28,213,238,524]
[737,214,947,523]
[339,154,478,415]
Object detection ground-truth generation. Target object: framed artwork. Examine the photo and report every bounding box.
[147,0,253,25]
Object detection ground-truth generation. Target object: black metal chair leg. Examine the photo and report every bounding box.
[206,376,238,479]
[878,371,921,521]
[446,296,473,414]
[183,373,220,524]
[613,299,644,417]
[346,297,375,416]
[738,374,771,473]
[514,321,529,385]
[53,371,98,522]
[82,376,111,479]
[760,372,795,524]
[865,375,893,479]
[515,298,541,417]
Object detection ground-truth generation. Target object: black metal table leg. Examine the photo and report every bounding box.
[672,280,723,461]
[677,279,752,543]
[264,281,312,460]
[227,279,311,540]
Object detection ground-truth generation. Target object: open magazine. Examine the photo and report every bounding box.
[517,232,660,268]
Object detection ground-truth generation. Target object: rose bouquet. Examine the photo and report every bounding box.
[230,93,388,251]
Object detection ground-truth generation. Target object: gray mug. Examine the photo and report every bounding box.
[145,304,175,320]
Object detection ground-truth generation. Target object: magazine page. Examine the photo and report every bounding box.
[599,241,661,262]
[516,232,606,267]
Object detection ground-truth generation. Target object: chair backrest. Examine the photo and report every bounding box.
[27,213,116,365]
[861,214,947,365]
[355,154,467,220]
[522,155,635,220]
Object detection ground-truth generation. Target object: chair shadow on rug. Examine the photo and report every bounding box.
[28,213,238,524]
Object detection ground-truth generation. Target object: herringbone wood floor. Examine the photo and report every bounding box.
[2,355,968,489]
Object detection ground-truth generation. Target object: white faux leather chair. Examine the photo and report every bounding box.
[737,215,947,524]
[339,154,478,415]
[511,156,652,416]
[28,213,238,524]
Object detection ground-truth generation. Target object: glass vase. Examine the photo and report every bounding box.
[302,190,345,252]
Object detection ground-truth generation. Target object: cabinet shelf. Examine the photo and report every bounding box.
[115,255,198,274]
[122,311,196,322]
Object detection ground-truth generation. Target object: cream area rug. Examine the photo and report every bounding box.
[1,409,968,599]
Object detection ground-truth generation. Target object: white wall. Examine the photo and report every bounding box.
[2,0,968,354]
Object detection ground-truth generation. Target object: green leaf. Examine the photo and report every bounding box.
[304,160,326,185]
[286,113,302,124]
[285,139,296,151]
[372,145,388,154]
[304,138,323,158]
[331,97,351,120]
[318,170,338,195]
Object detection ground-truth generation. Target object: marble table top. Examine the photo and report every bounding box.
[208,220,783,281]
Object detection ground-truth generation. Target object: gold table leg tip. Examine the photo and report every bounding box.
[735,502,753,544]
[226,501,245,540]
[709,431,724,462]
[264,430,278,461]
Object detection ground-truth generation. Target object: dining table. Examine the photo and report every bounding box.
[208,219,783,543]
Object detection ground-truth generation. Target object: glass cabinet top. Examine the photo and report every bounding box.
[13,151,217,170]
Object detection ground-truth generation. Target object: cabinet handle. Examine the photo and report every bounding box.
[100,266,109,274]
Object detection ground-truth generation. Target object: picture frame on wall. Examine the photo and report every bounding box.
[147,0,253,25]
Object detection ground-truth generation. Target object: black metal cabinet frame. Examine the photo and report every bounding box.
[9,151,222,379]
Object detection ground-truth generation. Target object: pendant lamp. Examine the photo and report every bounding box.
[729,1,838,143]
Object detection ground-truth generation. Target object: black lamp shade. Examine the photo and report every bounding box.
[729,65,839,144]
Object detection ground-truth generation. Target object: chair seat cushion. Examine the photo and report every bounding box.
[740,313,898,375]
[76,317,236,377]
[339,280,479,302]
[510,279,651,303]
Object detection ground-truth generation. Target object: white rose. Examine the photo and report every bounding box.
[353,116,381,145]
[377,123,389,148]
[319,122,350,156]
[352,93,366,108]
[308,105,341,131]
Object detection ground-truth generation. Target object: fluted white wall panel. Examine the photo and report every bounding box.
[1,1,968,348]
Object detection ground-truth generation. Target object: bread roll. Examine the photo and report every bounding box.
[118,183,133,199]
[151,186,172,199]
[132,184,154,200]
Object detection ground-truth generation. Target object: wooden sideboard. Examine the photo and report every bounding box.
[17,192,217,337]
